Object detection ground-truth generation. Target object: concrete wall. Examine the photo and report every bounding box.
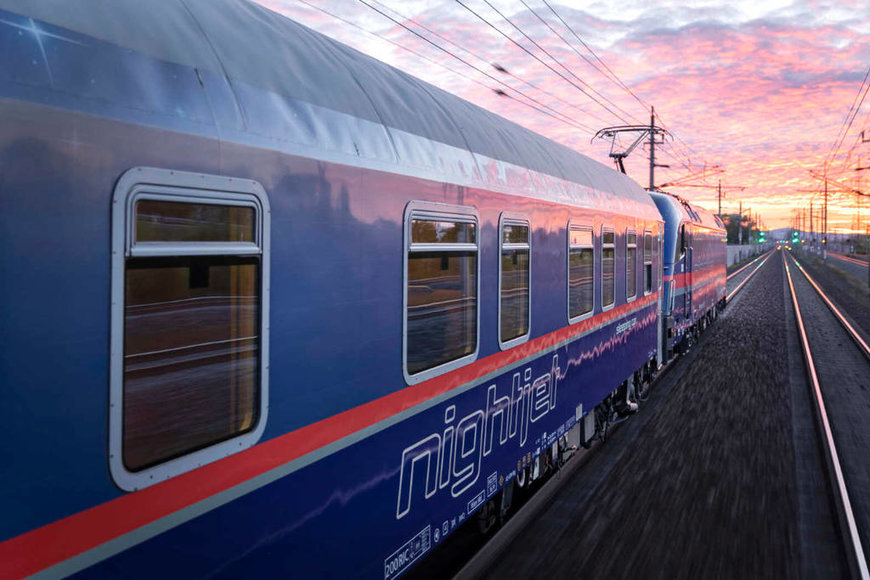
[727,244,767,267]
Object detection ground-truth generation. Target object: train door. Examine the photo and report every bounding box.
[656,232,664,367]
[685,225,693,320]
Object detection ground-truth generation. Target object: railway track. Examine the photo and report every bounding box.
[783,250,870,580]
[726,249,773,303]
[433,249,870,579]
[430,254,774,579]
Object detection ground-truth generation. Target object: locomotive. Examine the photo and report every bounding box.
[651,193,727,357]
[0,0,725,578]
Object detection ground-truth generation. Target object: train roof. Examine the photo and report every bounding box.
[0,0,660,221]
[649,192,725,232]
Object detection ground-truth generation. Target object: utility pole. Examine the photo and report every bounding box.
[739,200,743,245]
[649,107,656,191]
[856,160,870,288]
[820,168,831,258]
[718,180,722,218]
[593,108,669,187]
[810,200,814,242]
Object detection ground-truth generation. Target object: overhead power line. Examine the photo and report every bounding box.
[365,0,604,123]
[454,0,633,125]
[514,0,645,124]
[480,0,645,124]
[528,0,708,172]
[539,0,649,111]
[824,62,870,171]
[304,0,597,132]
[298,0,709,179]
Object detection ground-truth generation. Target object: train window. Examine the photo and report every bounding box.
[110,168,270,491]
[644,232,653,294]
[656,234,663,290]
[135,200,255,243]
[404,203,479,384]
[601,229,615,309]
[568,225,594,321]
[499,214,531,349]
[626,231,637,301]
[677,224,687,262]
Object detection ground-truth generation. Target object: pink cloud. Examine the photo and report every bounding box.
[258,1,870,231]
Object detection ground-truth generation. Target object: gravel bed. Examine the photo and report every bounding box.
[482,253,802,579]
[726,251,770,296]
[788,255,870,563]
[793,250,870,338]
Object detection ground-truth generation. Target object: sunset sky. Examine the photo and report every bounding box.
[260,0,870,233]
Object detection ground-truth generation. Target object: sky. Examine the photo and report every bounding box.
[257,0,870,233]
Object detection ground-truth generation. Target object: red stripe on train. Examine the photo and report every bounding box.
[666,263,726,290]
[0,295,659,578]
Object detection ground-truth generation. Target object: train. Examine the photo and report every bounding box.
[0,0,726,578]
[651,193,727,357]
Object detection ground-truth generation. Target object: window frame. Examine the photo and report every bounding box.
[625,229,637,303]
[110,167,271,492]
[498,212,531,350]
[567,222,595,324]
[129,191,261,257]
[656,231,663,291]
[403,201,480,385]
[600,226,615,311]
[643,230,654,296]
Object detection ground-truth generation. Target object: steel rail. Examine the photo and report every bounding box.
[726,249,773,303]
[831,253,869,267]
[786,252,870,360]
[727,249,772,281]
[782,251,870,580]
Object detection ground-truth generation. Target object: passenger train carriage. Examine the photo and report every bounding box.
[0,1,682,578]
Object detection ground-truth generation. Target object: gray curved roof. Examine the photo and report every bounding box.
[650,192,724,232]
[0,0,660,218]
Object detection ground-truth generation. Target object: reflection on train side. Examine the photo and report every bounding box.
[406,255,477,375]
[123,258,259,471]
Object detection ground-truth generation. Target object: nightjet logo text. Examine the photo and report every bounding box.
[396,355,561,519]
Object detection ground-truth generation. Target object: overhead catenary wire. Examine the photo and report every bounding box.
[508,0,646,125]
[298,0,709,186]
[832,102,870,177]
[523,0,647,116]
[355,0,599,131]
[823,62,870,173]
[454,0,633,125]
[529,0,708,173]
[654,110,701,173]
[517,0,708,175]
[481,0,643,125]
[540,0,649,111]
[298,0,596,133]
[365,0,605,123]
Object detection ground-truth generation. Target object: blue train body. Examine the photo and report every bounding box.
[0,1,696,578]
[651,193,727,352]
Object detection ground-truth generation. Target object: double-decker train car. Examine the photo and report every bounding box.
[0,0,667,578]
[651,193,727,355]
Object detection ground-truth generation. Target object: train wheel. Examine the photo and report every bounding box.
[499,480,514,523]
[684,328,695,351]
[595,401,611,444]
[476,498,498,535]
[636,368,651,402]
[516,466,528,488]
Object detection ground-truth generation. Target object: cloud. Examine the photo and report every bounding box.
[257,0,870,230]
